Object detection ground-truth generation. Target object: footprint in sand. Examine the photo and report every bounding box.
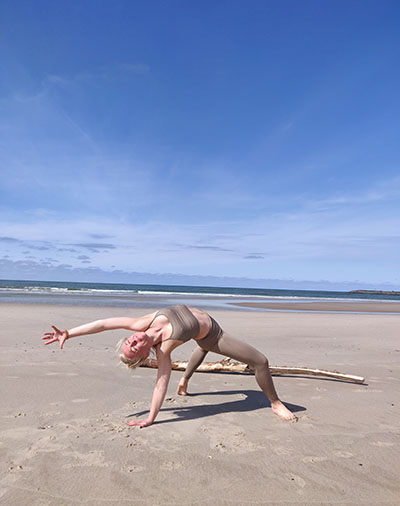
[273,446,292,456]
[334,451,353,458]
[371,441,395,447]
[62,449,109,468]
[353,388,382,393]
[202,424,260,454]
[45,372,78,377]
[302,456,328,463]
[378,424,399,431]
[122,465,145,473]
[160,461,183,471]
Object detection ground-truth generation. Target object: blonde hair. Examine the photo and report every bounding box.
[116,338,154,370]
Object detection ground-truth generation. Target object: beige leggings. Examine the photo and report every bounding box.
[183,322,279,402]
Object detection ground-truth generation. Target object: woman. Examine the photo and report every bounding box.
[42,304,297,426]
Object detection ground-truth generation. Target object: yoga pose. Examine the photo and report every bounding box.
[42,304,297,426]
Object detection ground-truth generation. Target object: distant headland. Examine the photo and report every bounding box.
[350,290,400,296]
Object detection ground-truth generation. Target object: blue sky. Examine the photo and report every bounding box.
[1,0,399,289]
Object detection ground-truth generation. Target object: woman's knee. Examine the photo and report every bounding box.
[254,353,269,369]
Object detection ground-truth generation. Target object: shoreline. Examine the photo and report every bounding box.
[4,296,400,314]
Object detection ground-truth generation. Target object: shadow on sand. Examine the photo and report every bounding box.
[127,389,306,425]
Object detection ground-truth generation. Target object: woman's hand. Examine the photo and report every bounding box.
[127,418,153,428]
[42,326,69,349]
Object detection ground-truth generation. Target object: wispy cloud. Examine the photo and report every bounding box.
[173,244,234,252]
[69,242,116,250]
[45,62,150,86]
[1,186,399,286]
[307,175,400,209]
[89,233,114,239]
[0,237,21,243]
[0,255,398,291]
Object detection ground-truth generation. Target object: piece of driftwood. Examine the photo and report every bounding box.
[142,358,365,384]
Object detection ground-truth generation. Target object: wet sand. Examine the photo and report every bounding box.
[232,301,400,313]
[1,303,399,505]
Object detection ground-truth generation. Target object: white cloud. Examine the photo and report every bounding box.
[307,175,400,209]
[0,188,398,285]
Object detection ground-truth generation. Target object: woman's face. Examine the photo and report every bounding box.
[122,332,150,360]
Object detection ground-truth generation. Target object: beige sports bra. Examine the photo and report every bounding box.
[152,305,200,342]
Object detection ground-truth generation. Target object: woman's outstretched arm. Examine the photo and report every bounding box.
[42,312,157,348]
[127,345,172,428]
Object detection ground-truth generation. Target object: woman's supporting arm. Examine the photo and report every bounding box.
[127,345,172,428]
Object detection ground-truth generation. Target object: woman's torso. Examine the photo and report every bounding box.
[149,305,211,343]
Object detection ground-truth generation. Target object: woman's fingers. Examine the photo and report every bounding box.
[42,333,56,342]
[42,335,65,348]
[126,419,152,428]
[127,420,144,427]
[44,338,58,345]
[42,327,63,347]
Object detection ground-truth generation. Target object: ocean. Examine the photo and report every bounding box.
[1,279,399,312]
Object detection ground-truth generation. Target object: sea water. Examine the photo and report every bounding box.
[1,279,399,311]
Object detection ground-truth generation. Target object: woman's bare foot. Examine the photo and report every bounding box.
[271,400,297,421]
[177,377,189,396]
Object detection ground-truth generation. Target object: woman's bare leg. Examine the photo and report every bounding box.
[177,346,208,395]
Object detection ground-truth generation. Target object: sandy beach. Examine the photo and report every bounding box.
[1,302,399,505]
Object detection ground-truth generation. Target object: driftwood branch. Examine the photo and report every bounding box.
[142,358,365,384]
